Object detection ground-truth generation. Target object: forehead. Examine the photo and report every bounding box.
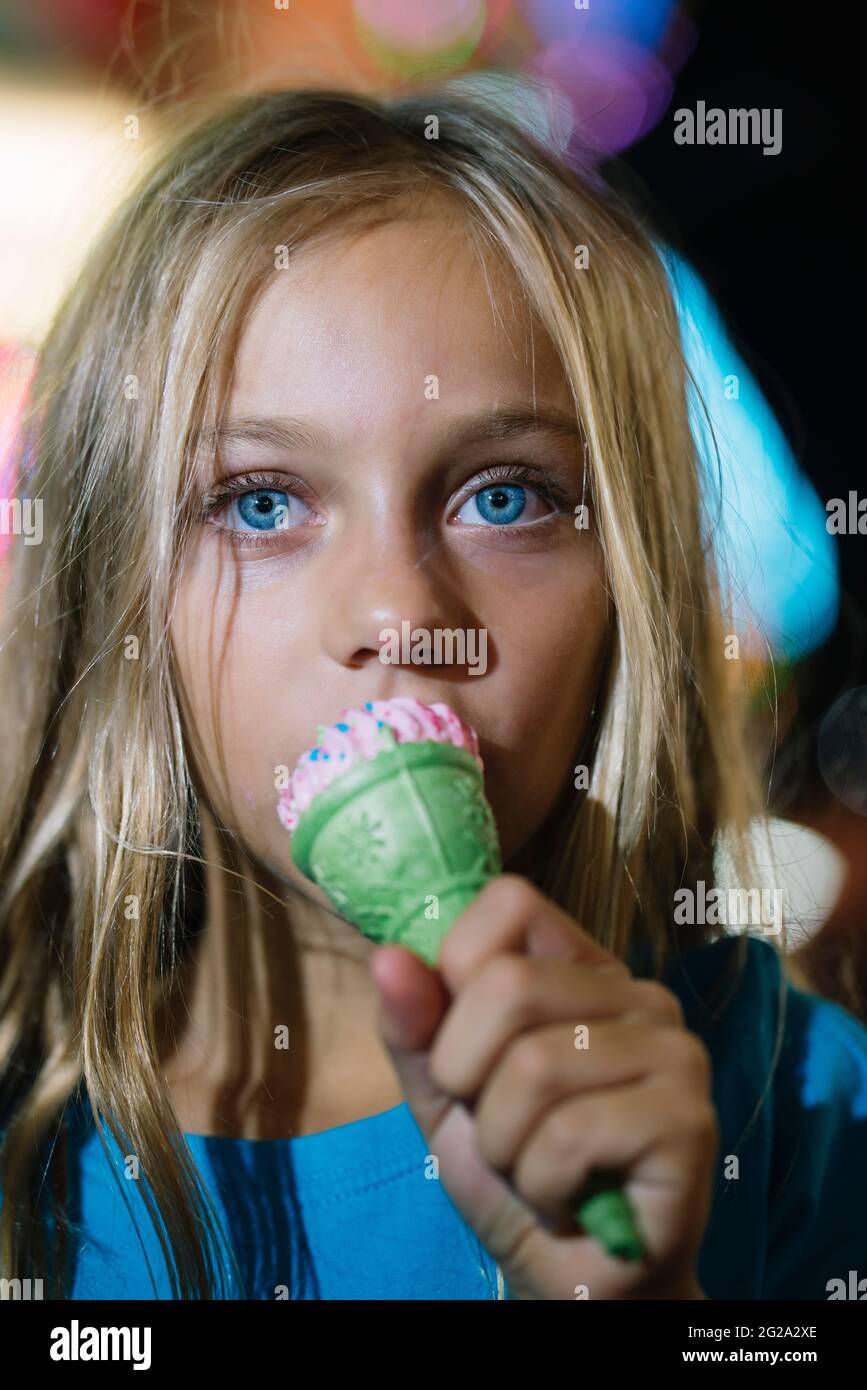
[227,213,569,418]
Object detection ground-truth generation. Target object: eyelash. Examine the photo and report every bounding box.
[200,463,573,546]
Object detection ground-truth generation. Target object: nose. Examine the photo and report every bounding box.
[320,522,475,676]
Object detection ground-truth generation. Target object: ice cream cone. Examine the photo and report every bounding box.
[290,733,502,965]
[278,697,643,1264]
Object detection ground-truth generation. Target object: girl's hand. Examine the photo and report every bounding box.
[370,874,717,1300]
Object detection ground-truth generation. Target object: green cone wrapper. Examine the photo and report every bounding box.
[290,734,501,966]
[285,711,643,1263]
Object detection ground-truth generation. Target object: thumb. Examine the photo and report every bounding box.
[369,943,461,1143]
[369,944,450,1054]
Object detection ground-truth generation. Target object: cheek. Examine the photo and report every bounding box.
[477,553,609,858]
[169,561,277,822]
[169,583,327,867]
[173,540,315,723]
[484,543,607,707]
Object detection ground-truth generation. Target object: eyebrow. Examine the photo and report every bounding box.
[193,416,333,453]
[193,406,583,456]
[439,406,583,450]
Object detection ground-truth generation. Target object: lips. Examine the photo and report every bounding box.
[276,696,483,833]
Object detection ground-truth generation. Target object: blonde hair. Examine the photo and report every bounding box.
[1,83,773,1298]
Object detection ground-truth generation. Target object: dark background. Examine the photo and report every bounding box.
[609,0,862,807]
[609,2,864,1011]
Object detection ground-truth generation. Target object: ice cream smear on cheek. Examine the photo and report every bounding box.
[276,696,483,834]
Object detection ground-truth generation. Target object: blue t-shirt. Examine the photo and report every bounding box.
[24,933,867,1299]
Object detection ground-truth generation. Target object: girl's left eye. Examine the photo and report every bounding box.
[455,482,546,527]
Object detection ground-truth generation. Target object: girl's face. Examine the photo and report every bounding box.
[171,213,609,901]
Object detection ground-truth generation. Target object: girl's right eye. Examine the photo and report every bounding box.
[216,489,311,530]
[201,478,319,542]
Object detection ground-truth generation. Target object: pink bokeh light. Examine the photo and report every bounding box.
[0,346,38,563]
[354,0,485,49]
[527,34,675,160]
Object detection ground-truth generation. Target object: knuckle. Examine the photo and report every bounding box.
[685,1098,721,1151]
[595,957,632,981]
[483,873,542,920]
[663,1028,713,1085]
[510,1033,556,1090]
[650,1082,719,1155]
[481,953,537,1015]
[630,979,685,1026]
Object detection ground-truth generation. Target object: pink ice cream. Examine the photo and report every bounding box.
[277,697,482,834]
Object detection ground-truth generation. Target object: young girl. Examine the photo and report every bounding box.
[1,84,866,1302]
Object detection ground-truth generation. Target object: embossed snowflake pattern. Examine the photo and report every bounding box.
[331,810,387,865]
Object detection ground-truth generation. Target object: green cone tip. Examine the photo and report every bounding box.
[575,1189,643,1262]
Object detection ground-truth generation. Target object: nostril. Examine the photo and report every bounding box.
[347,647,383,669]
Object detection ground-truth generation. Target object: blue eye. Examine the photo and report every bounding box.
[206,467,566,539]
[457,483,528,526]
[231,489,306,531]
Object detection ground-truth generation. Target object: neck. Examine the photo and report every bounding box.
[156,803,403,1138]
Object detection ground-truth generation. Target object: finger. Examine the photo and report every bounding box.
[510,1079,719,1227]
[438,874,627,993]
[429,954,684,1098]
[473,1019,709,1171]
